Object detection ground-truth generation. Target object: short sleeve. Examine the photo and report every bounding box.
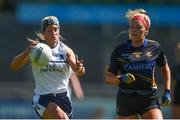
[108,47,120,75]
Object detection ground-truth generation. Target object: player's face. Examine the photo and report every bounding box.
[129,20,147,42]
[44,25,60,43]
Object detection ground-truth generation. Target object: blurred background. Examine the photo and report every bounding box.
[0,0,180,119]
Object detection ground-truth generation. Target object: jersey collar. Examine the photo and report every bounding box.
[127,38,148,49]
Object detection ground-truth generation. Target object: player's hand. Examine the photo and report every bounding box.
[75,55,85,76]
[119,73,135,84]
[27,38,39,52]
[161,89,171,106]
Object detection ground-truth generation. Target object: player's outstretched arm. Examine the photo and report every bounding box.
[10,40,38,71]
[10,48,30,71]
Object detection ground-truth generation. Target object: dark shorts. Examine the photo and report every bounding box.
[173,83,180,105]
[116,88,160,116]
[32,92,72,119]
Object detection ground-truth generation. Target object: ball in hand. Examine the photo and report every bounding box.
[29,43,53,66]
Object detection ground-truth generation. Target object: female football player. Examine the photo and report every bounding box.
[10,16,85,119]
[105,8,171,119]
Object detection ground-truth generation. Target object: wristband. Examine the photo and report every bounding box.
[118,75,124,81]
[164,89,171,94]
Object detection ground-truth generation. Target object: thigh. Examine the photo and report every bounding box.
[141,108,163,119]
[137,93,161,117]
[33,95,58,118]
[43,102,69,119]
[172,105,180,119]
[118,114,139,119]
[140,96,162,119]
[54,95,73,118]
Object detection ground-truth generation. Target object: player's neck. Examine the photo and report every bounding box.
[131,39,144,47]
[46,40,59,48]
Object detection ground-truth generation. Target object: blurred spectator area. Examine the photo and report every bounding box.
[1,0,180,12]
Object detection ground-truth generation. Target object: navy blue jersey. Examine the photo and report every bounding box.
[108,39,167,91]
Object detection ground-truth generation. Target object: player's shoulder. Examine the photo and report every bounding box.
[113,41,127,54]
[116,39,129,48]
[62,42,74,55]
[146,39,160,47]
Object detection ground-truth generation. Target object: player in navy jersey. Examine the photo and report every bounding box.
[105,9,171,119]
[10,16,85,119]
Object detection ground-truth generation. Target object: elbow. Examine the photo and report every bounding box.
[105,78,109,84]
[9,63,19,71]
[105,78,112,84]
[105,76,120,86]
[162,64,171,74]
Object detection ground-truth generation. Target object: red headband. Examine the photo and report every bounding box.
[132,15,150,30]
